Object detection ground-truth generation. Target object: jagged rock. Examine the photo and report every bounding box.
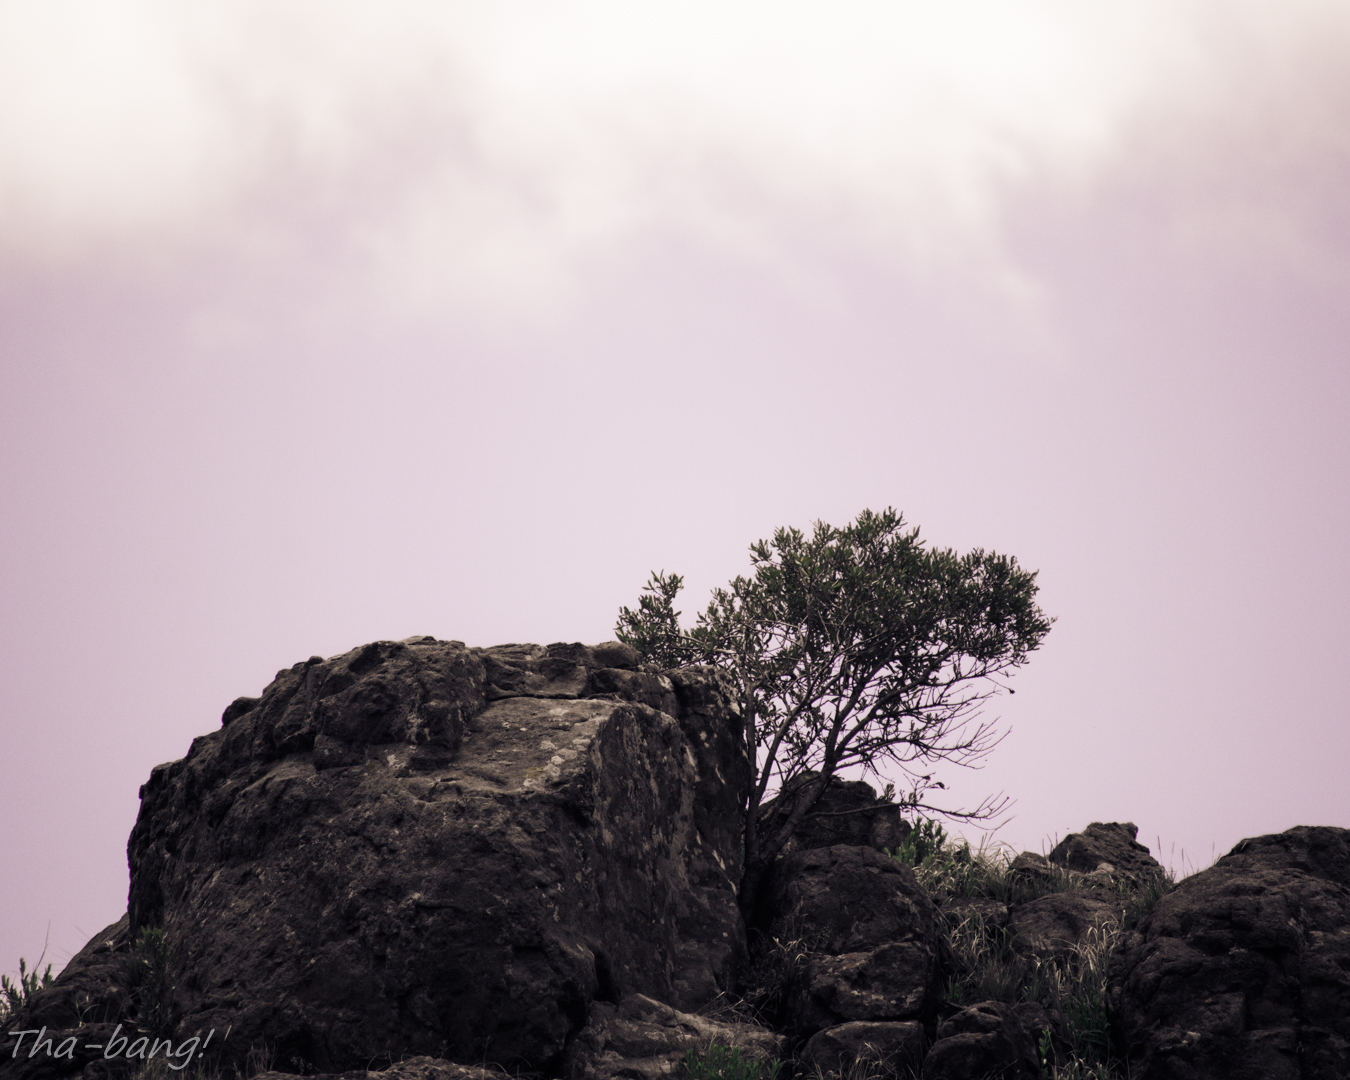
[791,942,939,1036]
[799,1021,927,1076]
[1007,892,1121,959]
[253,1057,508,1080]
[1107,825,1350,1080]
[115,638,749,1076]
[1048,822,1165,888]
[920,1001,1041,1080]
[759,776,912,855]
[767,845,939,955]
[1006,851,1056,884]
[0,916,135,1080]
[939,898,1009,933]
[562,993,784,1080]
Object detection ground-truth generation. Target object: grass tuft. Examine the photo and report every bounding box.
[893,823,1179,1079]
[685,1043,782,1080]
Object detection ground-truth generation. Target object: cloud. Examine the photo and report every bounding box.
[1,1,1347,324]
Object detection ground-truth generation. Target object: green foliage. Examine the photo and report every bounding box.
[891,818,950,866]
[126,927,177,1037]
[1120,871,1175,931]
[0,956,54,1025]
[616,509,1053,911]
[685,1043,781,1080]
[616,570,693,669]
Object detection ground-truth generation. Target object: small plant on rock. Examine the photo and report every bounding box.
[125,927,177,1037]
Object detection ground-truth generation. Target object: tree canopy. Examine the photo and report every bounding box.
[615,508,1053,916]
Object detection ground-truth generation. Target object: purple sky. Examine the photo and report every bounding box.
[3,2,1349,979]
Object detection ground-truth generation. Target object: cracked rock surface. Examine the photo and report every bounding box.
[116,638,749,1076]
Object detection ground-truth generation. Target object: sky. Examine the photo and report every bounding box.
[3,1,1349,979]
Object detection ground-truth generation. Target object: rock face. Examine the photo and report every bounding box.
[1007,892,1121,960]
[765,845,942,1038]
[1049,822,1165,888]
[1107,825,1350,1080]
[120,638,749,1076]
[921,1001,1043,1080]
[757,776,911,855]
[562,993,784,1080]
[767,845,938,956]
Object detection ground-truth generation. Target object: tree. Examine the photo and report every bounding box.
[615,508,1053,919]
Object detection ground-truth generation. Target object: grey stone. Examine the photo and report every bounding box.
[799,1021,926,1077]
[114,639,748,1076]
[767,845,939,955]
[1107,825,1350,1080]
[921,1000,1040,1080]
[563,994,784,1080]
[1007,851,1056,884]
[791,942,939,1036]
[759,776,912,855]
[1007,892,1122,960]
[1048,822,1165,888]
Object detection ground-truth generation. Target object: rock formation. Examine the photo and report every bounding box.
[1107,825,1350,1080]
[3,637,1345,1080]
[33,638,749,1077]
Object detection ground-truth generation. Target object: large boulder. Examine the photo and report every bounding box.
[1048,822,1165,888]
[1007,892,1122,960]
[111,638,749,1077]
[791,943,940,1036]
[757,776,911,855]
[920,1001,1043,1080]
[767,845,939,955]
[1107,825,1350,1080]
[799,1021,927,1077]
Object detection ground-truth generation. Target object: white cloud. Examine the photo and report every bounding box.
[0,1,1345,317]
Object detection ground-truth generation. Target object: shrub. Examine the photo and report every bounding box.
[126,927,177,1037]
[0,957,54,1025]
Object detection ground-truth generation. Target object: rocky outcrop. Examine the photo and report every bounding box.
[115,638,749,1076]
[1107,825,1350,1080]
[764,845,942,1039]
[921,1001,1046,1080]
[8,630,1346,1080]
[1049,822,1165,888]
[561,993,784,1080]
[1007,892,1121,960]
[767,845,938,956]
[757,775,911,855]
[799,1020,926,1077]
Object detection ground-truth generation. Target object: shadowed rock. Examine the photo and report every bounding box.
[1007,892,1122,960]
[767,844,939,955]
[1048,822,1165,888]
[112,638,748,1076]
[921,1000,1042,1080]
[1106,825,1350,1080]
[562,993,784,1080]
[800,1020,926,1076]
